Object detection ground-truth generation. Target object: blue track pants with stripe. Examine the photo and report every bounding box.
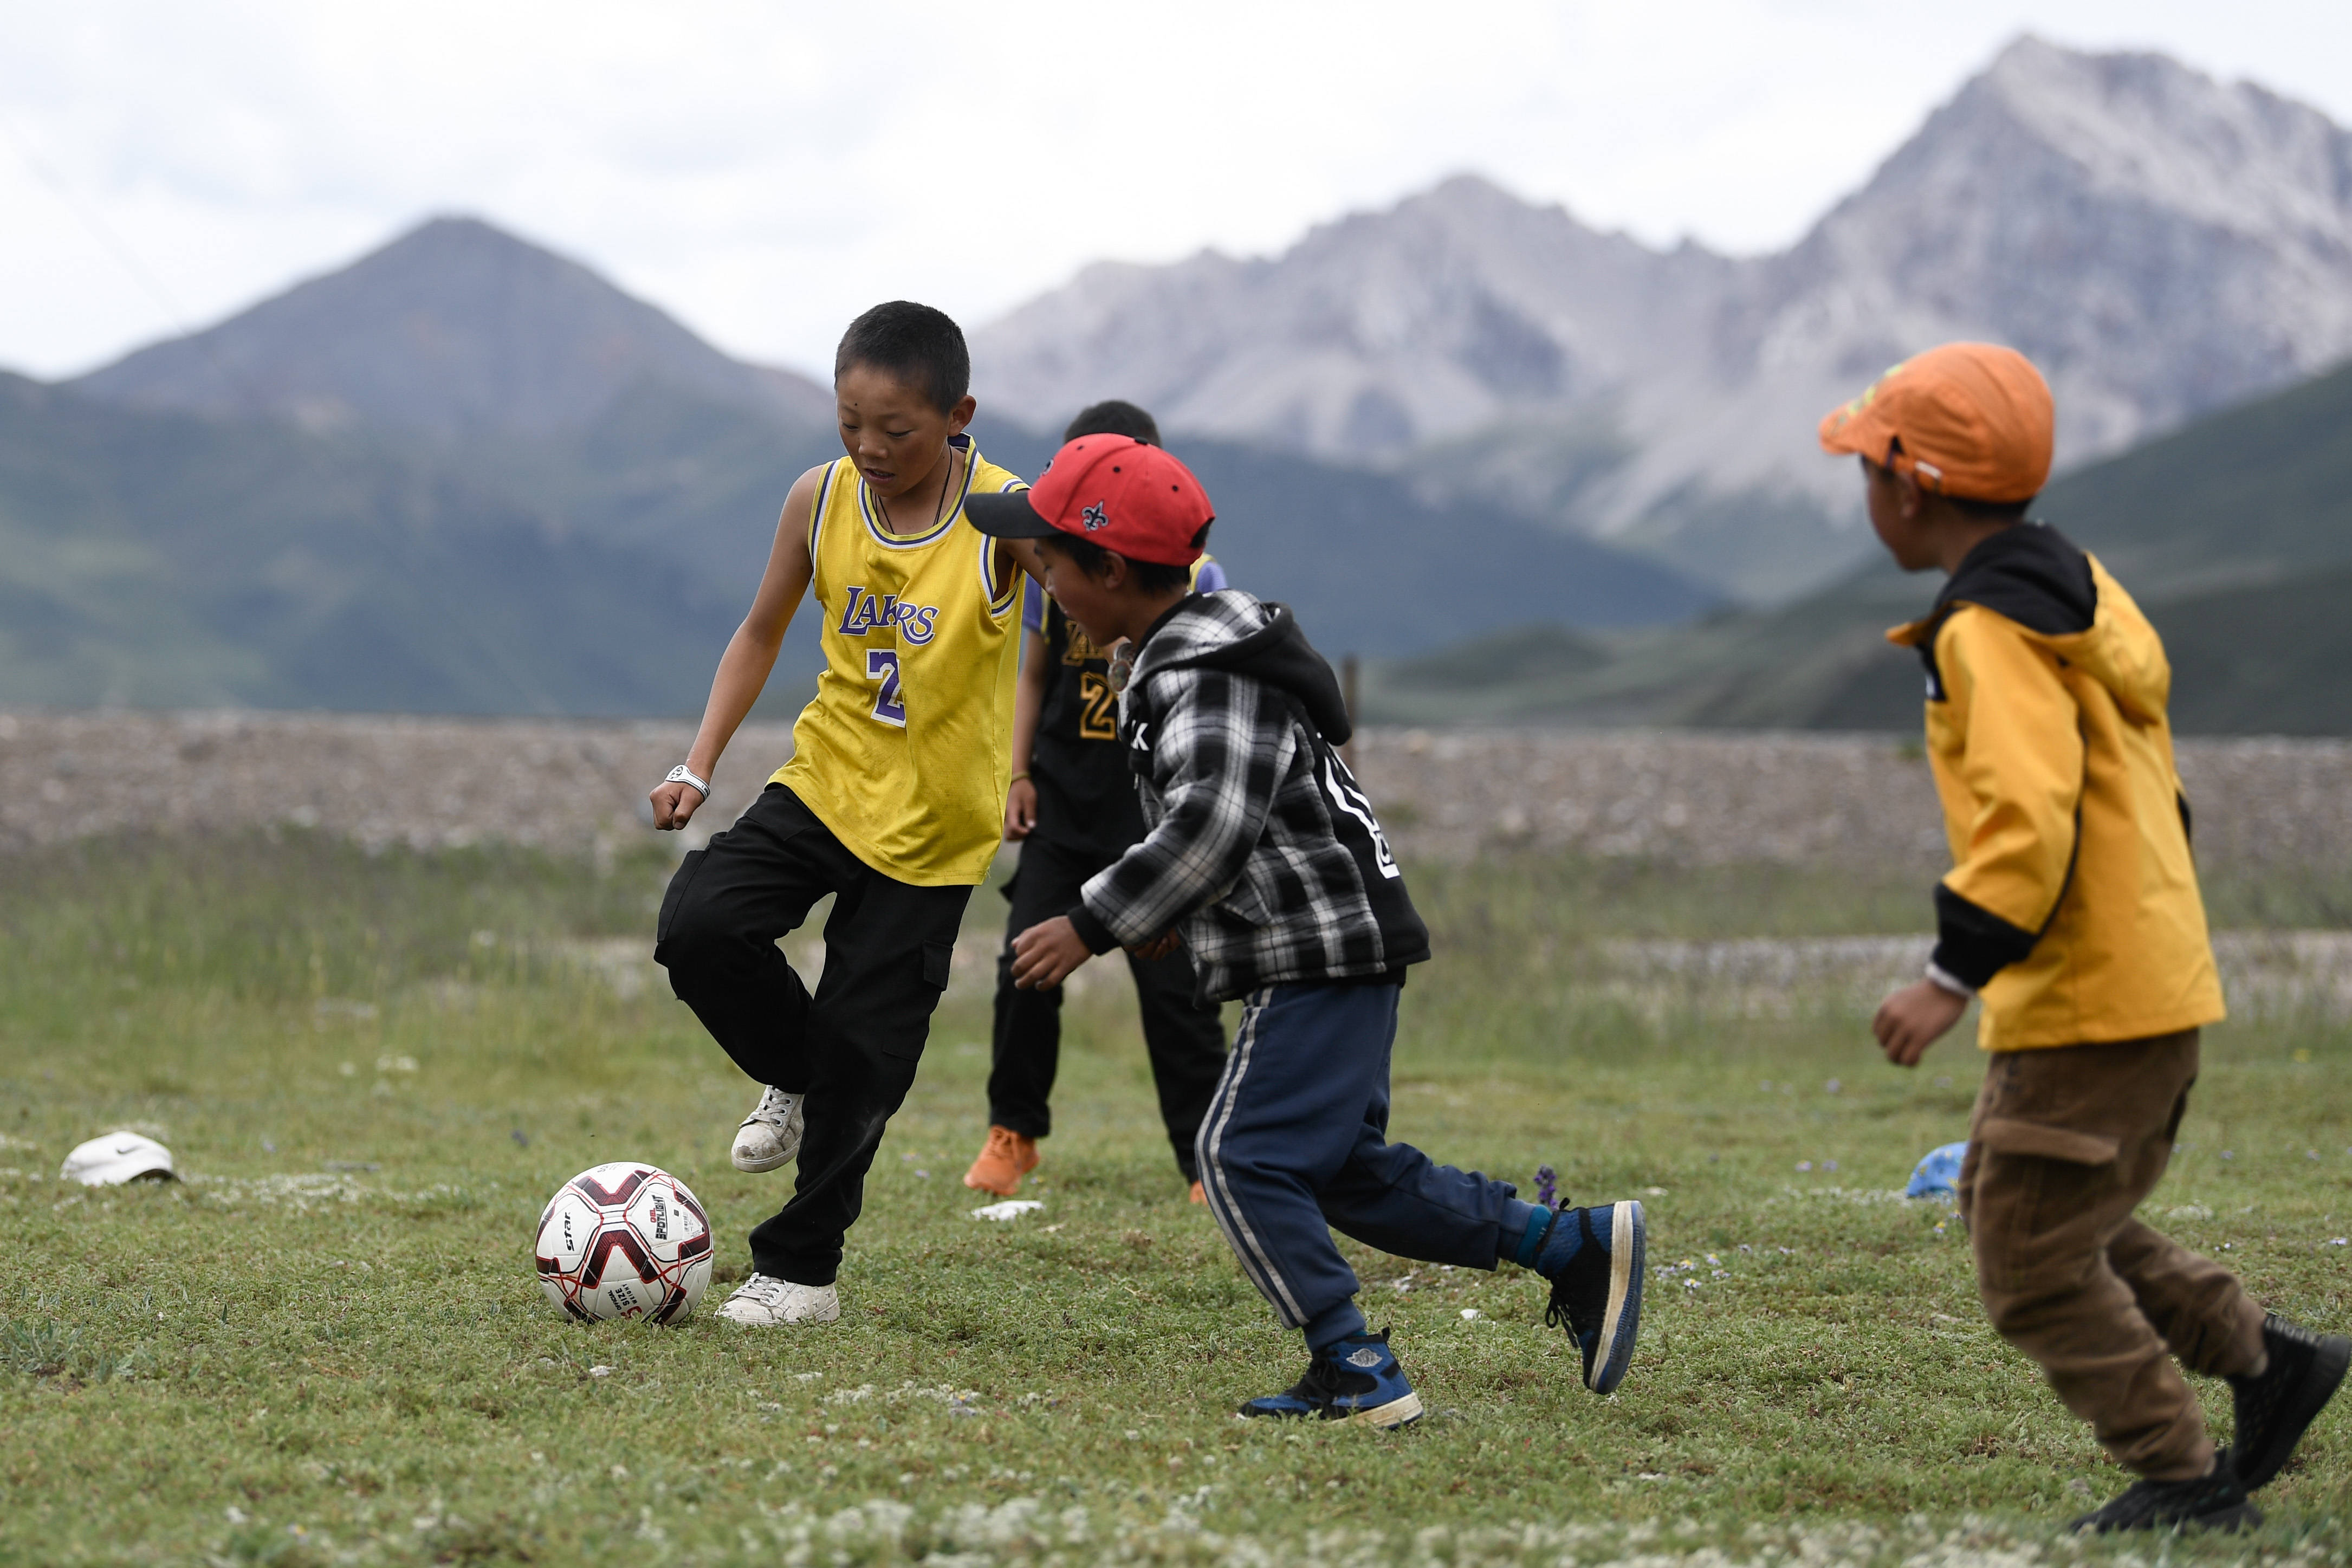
[1195,981,1546,1350]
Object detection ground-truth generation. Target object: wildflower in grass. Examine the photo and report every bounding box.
[1533,1164,1557,1208]
[1797,1161,1812,1171]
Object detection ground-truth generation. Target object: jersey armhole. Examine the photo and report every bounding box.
[979,479,1027,616]
[980,533,1021,618]
[806,462,839,594]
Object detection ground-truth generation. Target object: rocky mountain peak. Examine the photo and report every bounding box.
[972,35,2352,604]
[1972,36,2352,240]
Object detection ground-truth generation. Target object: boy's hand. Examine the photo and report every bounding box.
[1005,776,1038,840]
[649,781,703,831]
[1872,979,1968,1067]
[1010,916,1092,990]
[1126,929,1182,961]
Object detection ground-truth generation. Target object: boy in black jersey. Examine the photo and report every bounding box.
[963,401,1230,1202]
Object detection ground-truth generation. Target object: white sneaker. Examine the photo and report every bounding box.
[731,1084,805,1172]
[714,1274,839,1326]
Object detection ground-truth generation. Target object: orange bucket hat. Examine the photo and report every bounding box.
[1818,342,2054,502]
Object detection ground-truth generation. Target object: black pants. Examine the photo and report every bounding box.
[655,785,970,1286]
[988,835,1228,1181]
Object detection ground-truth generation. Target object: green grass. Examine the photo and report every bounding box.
[3,834,2349,1565]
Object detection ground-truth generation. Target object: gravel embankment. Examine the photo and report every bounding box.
[1,711,2347,882]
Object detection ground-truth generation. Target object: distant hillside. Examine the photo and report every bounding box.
[0,374,744,715]
[975,37,2352,605]
[469,399,1718,660]
[964,419,1716,653]
[1366,355,2352,735]
[0,341,1715,716]
[8,212,1719,715]
[70,217,833,438]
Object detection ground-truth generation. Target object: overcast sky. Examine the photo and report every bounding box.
[7,1,2350,383]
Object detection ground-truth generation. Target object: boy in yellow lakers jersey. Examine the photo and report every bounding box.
[646,302,1032,1327]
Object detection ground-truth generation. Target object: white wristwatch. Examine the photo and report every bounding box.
[664,764,711,801]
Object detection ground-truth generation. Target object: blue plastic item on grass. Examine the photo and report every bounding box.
[1906,1141,1968,1199]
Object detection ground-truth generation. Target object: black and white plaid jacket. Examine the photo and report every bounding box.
[1065,591,1429,1003]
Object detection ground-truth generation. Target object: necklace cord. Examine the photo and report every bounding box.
[873,443,961,537]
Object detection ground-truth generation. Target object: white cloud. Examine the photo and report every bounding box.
[4,0,2349,380]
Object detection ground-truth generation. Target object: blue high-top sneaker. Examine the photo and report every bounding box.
[1536,1201,1645,1394]
[1239,1330,1423,1428]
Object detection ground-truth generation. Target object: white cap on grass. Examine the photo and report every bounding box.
[60,1131,177,1185]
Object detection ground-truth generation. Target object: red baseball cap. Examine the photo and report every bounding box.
[965,435,1214,566]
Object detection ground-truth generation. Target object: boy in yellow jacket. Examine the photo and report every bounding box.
[1822,343,2345,1534]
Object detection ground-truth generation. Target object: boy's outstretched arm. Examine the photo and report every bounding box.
[1003,623,1049,841]
[1010,668,1281,988]
[1872,616,2084,1064]
[999,538,1047,588]
[650,466,821,831]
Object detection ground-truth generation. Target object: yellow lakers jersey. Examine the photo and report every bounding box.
[770,437,1026,886]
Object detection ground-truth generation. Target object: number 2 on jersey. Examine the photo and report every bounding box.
[866,648,906,727]
[1078,671,1118,740]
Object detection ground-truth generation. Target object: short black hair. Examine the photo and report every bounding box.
[1860,455,2034,523]
[1948,493,2036,523]
[1064,400,1161,446]
[835,301,970,416]
[1037,523,1212,597]
[1869,442,2033,523]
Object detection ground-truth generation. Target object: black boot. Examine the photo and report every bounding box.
[2226,1311,2351,1491]
[2069,1465,2259,1534]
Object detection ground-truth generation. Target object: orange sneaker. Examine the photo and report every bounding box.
[1188,1180,1207,1205]
[963,1125,1040,1196]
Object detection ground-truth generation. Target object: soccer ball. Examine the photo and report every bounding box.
[534,1162,713,1324]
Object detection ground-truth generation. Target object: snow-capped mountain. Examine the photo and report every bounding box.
[972,37,2352,601]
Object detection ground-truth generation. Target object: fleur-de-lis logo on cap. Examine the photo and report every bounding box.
[1081,501,1110,531]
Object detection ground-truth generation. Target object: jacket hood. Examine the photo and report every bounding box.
[1889,523,2172,724]
[1133,590,1353,742]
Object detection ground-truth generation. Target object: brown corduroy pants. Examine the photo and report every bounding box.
[1958,1029,2267,1480]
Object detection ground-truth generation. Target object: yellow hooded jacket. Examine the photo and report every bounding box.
[1887,524,2225,1051]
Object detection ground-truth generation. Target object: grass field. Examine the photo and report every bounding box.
[3,832,2348,1566]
